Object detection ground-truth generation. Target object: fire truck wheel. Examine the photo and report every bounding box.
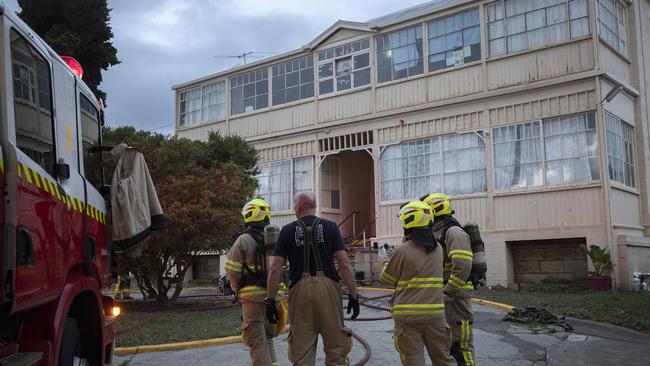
[59,317,89,366]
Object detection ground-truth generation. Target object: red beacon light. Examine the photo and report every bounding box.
[60,56,84,79]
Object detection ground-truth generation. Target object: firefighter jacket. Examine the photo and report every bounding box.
[380,238,446,324]
[433,219,473,299]
[226,233,285,303]
[110,145,164,253]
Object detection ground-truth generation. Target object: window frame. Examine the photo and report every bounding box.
[426,7,482,72]
[492,112,600,193]
[604,111,635,189]
[596,0,628,56]
[79,93,103,187]
[272,55,315,106]
[378,131,488,203]
[375,24,425,84]
[317,38,371,97]
[486,0,591,58]
[255,156,315,213]
[320,156,341,211]
[10,27,57,178]
[230,67,269,116]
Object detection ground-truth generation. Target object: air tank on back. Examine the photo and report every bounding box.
[463,221,487,287]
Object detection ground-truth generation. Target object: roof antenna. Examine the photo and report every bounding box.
[214,51,278,65]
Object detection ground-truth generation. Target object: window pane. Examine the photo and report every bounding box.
[353,68,371,87]
[319,79,334,94]
[353,53,370,70]
[375,24,423,82]
[318,63,333,79]
[336,74,352,91]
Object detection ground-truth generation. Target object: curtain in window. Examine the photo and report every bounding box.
[493,122,543,190]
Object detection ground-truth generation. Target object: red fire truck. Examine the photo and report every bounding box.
[0,4,117,366]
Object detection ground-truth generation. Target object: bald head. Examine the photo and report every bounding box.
[294,192,317,218]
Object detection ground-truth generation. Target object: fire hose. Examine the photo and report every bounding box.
[116,291,396,365]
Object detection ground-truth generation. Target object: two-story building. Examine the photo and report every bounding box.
[172,0,650,288]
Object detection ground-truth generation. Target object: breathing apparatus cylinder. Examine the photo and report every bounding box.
[463,221,487,287]
[264,224,280,251]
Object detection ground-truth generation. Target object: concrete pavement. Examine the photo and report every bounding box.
[114,292,650,365]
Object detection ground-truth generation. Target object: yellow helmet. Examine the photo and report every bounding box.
[420,193,453,217]
[242,198,271,223]
[398,200,433,229]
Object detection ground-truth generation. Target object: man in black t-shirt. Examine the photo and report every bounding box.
[266,192,359,365]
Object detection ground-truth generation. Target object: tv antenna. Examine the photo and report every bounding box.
[214,51,278,65]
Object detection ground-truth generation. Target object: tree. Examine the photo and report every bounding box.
[18,0,119,102]
[103,127,259,303]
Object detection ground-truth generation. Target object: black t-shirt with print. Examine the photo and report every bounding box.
[274,215,345,287]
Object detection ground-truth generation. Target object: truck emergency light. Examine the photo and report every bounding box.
[60,55,84,79]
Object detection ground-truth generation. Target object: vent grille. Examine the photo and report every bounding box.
[319,130,373,153]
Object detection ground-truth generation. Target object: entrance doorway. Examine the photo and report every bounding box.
[319,150,376,242]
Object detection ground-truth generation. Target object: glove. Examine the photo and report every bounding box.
[347,294,360,320]
[264,298,279,324]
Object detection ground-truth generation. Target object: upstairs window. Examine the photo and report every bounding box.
[11,29,55,176]
[317,38,371,95]
[605,112,634,188]
[597,0,627,55]
[487,0,590,57]
[428,7,481,72]
[231,68,268,115]
[80,94,102,187]
[179,87,201,126]
[376,25,423,83]
[256,157,314,212]
[272,55,314,105]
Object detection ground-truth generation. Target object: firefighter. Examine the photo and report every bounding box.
[225,198,278,366]
[114,254,133,300]
[422,193,475,366]
[265,192,360,365]
[380,200,456,366]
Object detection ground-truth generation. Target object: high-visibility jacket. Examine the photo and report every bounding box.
[226,233,285,303]
[380,239,446,323]
[433,220,473,298]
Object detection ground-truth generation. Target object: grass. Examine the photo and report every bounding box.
[474,283,650,334]
[114,298,242,347]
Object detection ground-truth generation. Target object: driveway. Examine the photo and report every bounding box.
[114,290,650,365]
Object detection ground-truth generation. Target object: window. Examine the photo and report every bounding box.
[597,0,627,55]
[544,113,599,186]
[257,160,291,211]
[376,25,423,83]
[231,68,268,115]
[11,29,55,176]
[317,38,371,95]
[179,87,201,126]
[272,55,314,105]
[179,80,227,127]
[492,112,598,191]
[320,158,340,209]
[80,94,102,187]
[256,157,314,211]
[605,112,634,187]
[379,132,487,201]
[293,157,314,196]
[428,7,481,72]
[487,0,590,57]
[201,80,226,122]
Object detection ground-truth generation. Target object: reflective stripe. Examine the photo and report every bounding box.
[239,285,266,297]
[392,304,445,309]
[392,303,445,315]
[448,249,473,257]
[224,265,239,272]
[392,310,445,315]
[393,334,405,363]
[450,254,473,261]
[226,260,242,268]
[396,277,444,291]
[381,270,397,285]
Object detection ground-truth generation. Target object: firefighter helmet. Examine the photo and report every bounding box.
[242,198,271,223]
[420,192,453,217]
[398,200,433,229]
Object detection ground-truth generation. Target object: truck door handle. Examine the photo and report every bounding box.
[17,227,35,266]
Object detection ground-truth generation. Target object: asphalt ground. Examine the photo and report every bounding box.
[114,290,650,365]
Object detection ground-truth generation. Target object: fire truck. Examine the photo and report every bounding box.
[0,4,118,366]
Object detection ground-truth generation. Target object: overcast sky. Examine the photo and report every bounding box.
[7,0,429,135]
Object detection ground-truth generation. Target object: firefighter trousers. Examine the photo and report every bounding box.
[241,302,278,366]
[392,319,457,366]
[287,275,352,366]
[445,296,475,366]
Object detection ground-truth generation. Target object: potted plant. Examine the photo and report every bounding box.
[582,245,614,291]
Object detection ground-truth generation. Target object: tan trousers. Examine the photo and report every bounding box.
[288,276,352,366]
[445,296,475,366]
[242,302,278,366]
[393,319,456,366]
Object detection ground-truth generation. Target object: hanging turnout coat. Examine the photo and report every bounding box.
[110,144,164,254]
